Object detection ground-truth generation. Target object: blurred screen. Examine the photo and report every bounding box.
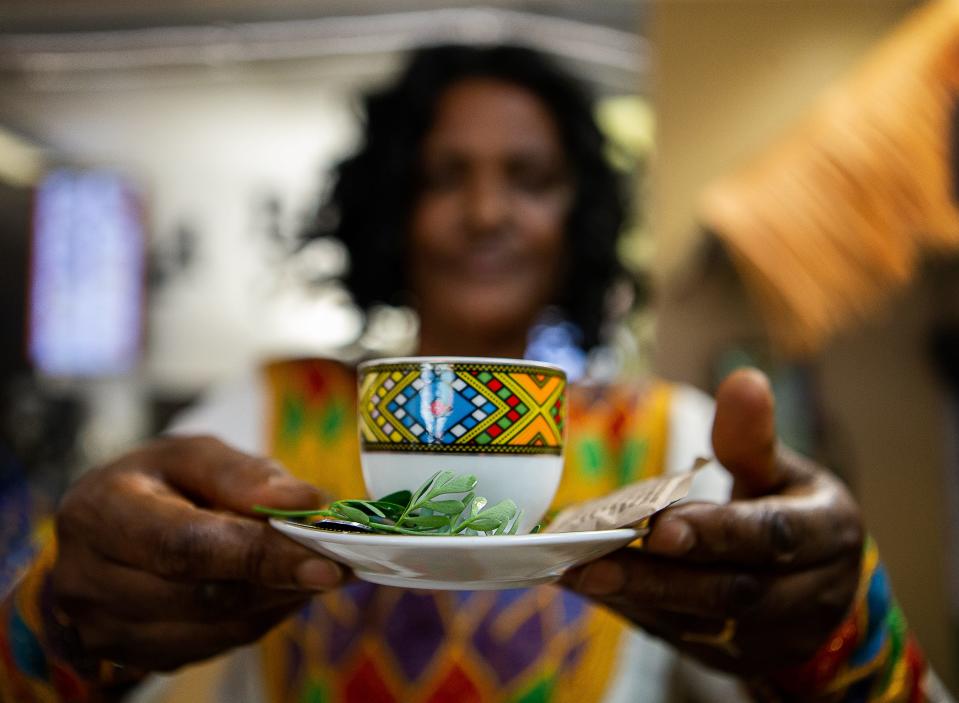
[28,170,144,377]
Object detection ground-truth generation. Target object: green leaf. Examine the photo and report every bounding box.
[340,500,386,518]
[531,524,542,534]
[397,526,447,535]
[365,502,405,521]
[333,505,371,525]
[455,501,514,533]
[410,471,445,504]
[423,470,457,498]
[457,518,500,532]
[422,499,465,515]
[473,499,518,523]
[252,505,330,518]
[378,490,412,508]
[401,515,450,528]
[257,472,529,537]
[429,473,477,497]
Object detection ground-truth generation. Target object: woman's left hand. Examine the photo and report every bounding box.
[562,369,864,677]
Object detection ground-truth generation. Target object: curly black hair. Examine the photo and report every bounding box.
[313,43,626,350]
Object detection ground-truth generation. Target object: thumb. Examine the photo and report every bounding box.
[711,368,779,498]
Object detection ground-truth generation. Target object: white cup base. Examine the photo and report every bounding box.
[361,452,563,534]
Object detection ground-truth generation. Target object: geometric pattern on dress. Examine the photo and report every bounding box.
[268,580,626,703]
[261,359,673,703]
[359,362,565,455]
[0,448,37,596]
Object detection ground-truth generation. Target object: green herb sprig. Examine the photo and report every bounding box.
[254,470,527,536]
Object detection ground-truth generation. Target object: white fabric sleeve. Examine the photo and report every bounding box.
[164,368,267,456]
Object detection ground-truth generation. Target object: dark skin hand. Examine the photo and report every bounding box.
[563,368,864,676]
[50,435,343,672]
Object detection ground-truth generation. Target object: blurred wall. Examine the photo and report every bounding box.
[0,72,362,393]
[651,0,958,688]
[816,279,953,679]
[651,0,917,282]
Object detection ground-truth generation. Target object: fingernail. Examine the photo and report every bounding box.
[576,560,625,597]
[646,520,696,556]
[296,559,341,590]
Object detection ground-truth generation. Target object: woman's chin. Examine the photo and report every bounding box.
[428,308,535,352]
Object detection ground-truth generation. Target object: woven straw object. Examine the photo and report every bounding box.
[701,0,959,357]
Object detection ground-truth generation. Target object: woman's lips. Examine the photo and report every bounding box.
[454,247,520,281]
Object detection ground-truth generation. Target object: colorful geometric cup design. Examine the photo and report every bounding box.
[358,358,566,454]
[357,357,567,533]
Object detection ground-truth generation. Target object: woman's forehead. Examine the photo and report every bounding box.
[424,77,563,155]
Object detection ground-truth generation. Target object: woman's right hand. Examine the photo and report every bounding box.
[50,435,344,672]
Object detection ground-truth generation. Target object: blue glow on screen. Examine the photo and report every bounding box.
[29,170,144,377]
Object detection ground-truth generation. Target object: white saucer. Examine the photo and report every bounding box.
[271,518,645,590]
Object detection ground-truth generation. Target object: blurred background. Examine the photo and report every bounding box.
[2,0,958,690]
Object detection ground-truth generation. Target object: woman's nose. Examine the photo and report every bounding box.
[464,175,510,234]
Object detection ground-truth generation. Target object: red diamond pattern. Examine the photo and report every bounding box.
[424,663,483,703]
[343,656,397,703]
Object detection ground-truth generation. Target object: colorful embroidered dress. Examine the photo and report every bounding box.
[257,360,672,703]
[0,359,932,702]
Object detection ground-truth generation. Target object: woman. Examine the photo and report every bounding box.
[0,45,929,702]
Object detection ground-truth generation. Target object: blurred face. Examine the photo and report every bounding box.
[408,77,573,353]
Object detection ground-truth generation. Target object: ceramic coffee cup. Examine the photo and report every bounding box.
[357,356,566,534]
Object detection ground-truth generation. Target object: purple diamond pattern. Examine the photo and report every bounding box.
[283,584,597,701]
[384,591,447,681]
[559,591,588,628]
[284,630,305,699]
[562,638,587,670]
[472,592,545,685]
[322,581,378,666]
